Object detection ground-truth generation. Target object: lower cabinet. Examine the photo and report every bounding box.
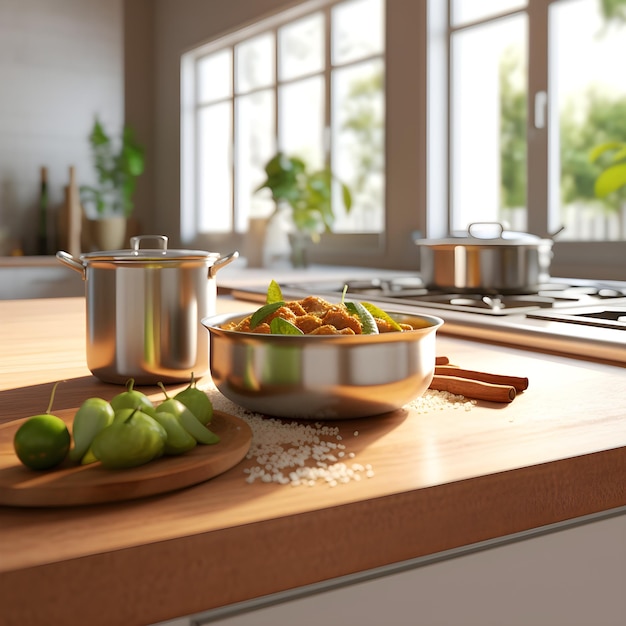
[159,509,626,626]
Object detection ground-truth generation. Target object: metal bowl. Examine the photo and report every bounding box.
[201,310,444,419]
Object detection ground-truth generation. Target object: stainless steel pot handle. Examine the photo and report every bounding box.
[130,235,168,252]
[209,251,239,278]
[56,251,86,280]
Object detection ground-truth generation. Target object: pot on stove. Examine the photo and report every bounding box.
[413,222,554,294]
[57,235,238,385]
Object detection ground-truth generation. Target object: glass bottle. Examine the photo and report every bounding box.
[36,166,49,255]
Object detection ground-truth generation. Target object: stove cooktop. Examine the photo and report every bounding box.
[281,276,626,314]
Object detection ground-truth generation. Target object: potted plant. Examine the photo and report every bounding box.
[80,116,145,250]
[255,152,352,267]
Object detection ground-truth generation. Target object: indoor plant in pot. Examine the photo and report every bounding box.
[255,152,352,267]
[80,116,145,250]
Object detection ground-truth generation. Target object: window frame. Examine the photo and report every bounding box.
[445,0,626,280]
[180,0,624,279]
[181,0,428,271]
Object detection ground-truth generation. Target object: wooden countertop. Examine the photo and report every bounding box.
[1,297,625,626]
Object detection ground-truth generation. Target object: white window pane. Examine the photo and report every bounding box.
[551,0,626,241]
[235,33,274,93]
[235,89,276,226]
[332,59,384,232]
[197,50,231,103]
[185,0,387,245]
[278,13,324,81]
[451,15,527,232]
[332,0,384,65]
[451,0,526,27]
[198,103,232,232]
[279,76,324,168]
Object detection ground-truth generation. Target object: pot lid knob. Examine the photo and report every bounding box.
[130,235,168,254]
[467,222,505,240]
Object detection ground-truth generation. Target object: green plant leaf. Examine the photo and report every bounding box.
[361,302,403,331]
[255,152,352,238]
[266,280,283,304]
[589,141,625,163]
[610,146,626,162]
[341,182,353,213]
[292,208,325,235]
[121,178,136,217]
[266,153,305,178]
[249,301,285,329]
[269,317,304,335]
[84,117,145,218]
[594,162,626,197]
[257,153,306,200]
[123,147,145,177]
[345,301,379,335]
[308,169,332,194]
[89,118,110,147]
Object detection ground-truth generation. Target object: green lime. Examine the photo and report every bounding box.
[14,414,71,470]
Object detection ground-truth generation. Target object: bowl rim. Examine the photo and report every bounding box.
[201,309,444,341]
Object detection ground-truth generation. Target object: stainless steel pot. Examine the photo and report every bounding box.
[413,223,554,294]
[201,310,444,419]
[57,235,238,385]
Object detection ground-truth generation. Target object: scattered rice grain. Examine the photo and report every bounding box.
[204,384,472,488]
[408,389,476,413]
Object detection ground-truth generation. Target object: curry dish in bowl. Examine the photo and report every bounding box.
[202,283,444,419]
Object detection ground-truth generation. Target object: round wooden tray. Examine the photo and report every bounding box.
[0,410,252,507]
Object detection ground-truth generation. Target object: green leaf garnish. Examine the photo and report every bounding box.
[270,317,304,335]
[345,301,379,335]
[361,302,404,332]
[250,301,285,329]
[266,279,283,304]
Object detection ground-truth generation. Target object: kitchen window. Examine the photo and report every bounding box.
[181,0,625,277]
[181,0,387,263]
[446,0,626,277]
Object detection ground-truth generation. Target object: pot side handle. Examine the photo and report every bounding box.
[209,250,239,278]
[56,251,86,280]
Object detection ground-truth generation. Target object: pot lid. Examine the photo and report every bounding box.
[79,235,222,263]
[414,222,553,246]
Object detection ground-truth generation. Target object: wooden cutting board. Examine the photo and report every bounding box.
[0,410,252,507]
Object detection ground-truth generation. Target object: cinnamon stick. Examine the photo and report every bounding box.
[434,366,528,392]
[429,375,516,403]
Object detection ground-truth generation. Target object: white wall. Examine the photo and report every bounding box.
[0,0,123,255]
